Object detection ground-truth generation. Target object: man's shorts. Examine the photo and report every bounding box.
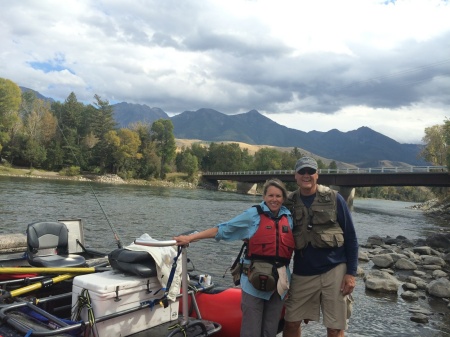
[284,263,353,330]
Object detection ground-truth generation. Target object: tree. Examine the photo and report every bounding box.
[177,151,199,178]
[444,118,450,170]
[89,95,117,171]
[190,143,209,171]
[104,129,142,177]
[206,142,246,172]
[420,124,447,166]
[0,78,21,156]
[253,148,283,171]
[151,119,176,178]
[51,93,85,168]
[329,161,338,170]
[129,122,159,179]
[23,138,47,168]
[19,96,57,169]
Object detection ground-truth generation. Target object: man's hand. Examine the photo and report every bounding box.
[340,274,356,295]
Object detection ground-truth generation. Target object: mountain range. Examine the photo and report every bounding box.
[19,87,427,167]
[113,103,426,167]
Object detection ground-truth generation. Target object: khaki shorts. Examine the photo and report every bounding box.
[284,263,353,330]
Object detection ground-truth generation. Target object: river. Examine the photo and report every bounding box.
[0,176,449,336]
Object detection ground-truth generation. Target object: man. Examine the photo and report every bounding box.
[283,156,358,337]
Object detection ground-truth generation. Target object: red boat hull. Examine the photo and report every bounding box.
[181,286,242,337]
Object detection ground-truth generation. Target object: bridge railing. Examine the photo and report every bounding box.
[203,166,448,175]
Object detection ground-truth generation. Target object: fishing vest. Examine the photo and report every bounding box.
[245,205,295,265]
[288,185,344,250]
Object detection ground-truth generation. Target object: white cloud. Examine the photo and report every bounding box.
[1,0,449,144]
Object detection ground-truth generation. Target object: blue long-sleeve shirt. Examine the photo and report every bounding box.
[214,201,294,300]
[292,193,358,276]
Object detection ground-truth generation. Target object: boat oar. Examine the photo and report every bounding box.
[0,266,111,274]
[0,273,75,299]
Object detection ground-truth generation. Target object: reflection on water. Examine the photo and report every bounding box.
[1,176,449,336]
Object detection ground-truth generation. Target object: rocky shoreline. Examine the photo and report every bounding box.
[359,233,450,328]
[0,171,200,189]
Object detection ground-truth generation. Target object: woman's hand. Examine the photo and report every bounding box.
[173,235,191,246]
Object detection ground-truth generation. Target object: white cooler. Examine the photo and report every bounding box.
[72,270,179,337]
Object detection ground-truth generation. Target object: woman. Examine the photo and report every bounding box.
[174,179,294,337]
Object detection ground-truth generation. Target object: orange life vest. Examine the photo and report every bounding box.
[245,205,295,265]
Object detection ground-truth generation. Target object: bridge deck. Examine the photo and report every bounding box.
[203,167,450,187]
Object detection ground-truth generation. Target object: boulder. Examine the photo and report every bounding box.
[426,233,450,251]
[364,270,400,293]
[407,276,428,290]
[401,291,419,301]
[366,235,384,247]
[402,282,418,291]
[426,278,450,298]
[394,258,417,270]
[421,255,446,267]
[410,313,429,324]
[358,251,370,262]
[413,246,433,255]
[432,270,448,278]
[372,254,394,268]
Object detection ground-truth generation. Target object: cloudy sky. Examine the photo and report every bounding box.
[1,0,449,144]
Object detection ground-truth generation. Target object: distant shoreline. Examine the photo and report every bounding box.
[0,165,198,189]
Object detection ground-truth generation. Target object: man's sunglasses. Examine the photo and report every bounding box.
[298,168,317,175]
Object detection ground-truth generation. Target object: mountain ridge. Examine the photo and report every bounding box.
[19,87,427,167]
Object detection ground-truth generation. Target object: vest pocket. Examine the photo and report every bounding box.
[312,232,344,248]
[311,209,336,226]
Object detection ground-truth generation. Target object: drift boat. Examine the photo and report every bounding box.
[0,219,250,337]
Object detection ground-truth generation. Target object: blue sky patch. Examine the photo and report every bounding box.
[29,54,74,74]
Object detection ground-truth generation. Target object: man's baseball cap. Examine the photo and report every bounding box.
[294,156,318,172]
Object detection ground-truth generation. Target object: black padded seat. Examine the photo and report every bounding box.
[108,248,158,278]
[26,221,86,268]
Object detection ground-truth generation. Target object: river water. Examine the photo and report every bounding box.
[0,176,449,336]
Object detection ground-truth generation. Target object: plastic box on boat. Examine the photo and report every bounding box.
[72,270,179,337]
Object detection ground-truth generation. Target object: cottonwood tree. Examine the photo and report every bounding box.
[206,142,248,172]
[20,96,57,168]
[104,128,142,177]
[176,150,199,178]
[419,121,449,199]
[253,148,283,171]
[444,119,450,170]
[130,122,160,179]
[0,78,21,158]
[151,119,176,179]
[420,124,447,166]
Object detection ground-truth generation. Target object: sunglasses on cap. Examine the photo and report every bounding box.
[298,168,317,175]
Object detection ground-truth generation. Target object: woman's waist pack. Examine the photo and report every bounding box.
[244,260,279,292]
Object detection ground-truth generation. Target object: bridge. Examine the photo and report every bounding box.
[202,166,450,187]
[202,166,449,208]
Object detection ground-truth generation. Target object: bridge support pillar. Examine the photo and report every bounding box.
[237,182,258,195]
[331,186,355,211]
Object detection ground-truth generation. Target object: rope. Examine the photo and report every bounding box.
[72,289,99,337]
[168,323,187,337]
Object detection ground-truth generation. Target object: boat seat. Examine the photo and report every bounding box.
[108,248,158,278]
[26,221,86,268]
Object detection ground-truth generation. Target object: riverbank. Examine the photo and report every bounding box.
[0,165,199,189]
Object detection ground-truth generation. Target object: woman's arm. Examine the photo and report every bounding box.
[173,227,219,246]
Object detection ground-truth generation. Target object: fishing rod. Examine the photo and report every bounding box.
[56,122,123,249]
[0,267,111,274]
